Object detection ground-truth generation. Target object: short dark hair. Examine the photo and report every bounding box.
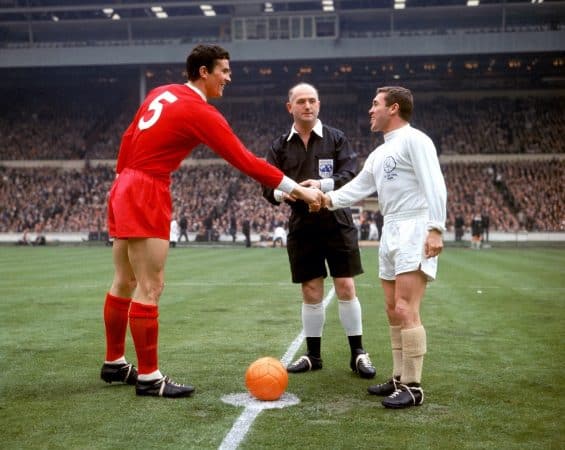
[377,86,413,122]
[186,44,230,81]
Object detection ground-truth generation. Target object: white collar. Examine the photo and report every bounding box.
[287,119,323,141]
[384,123,410,141]
[185,82,207,102]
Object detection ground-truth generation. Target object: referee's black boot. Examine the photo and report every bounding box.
[350,350,376,379]
[286,354,322,373]
[100,362,138,385]
[382,383,424,409]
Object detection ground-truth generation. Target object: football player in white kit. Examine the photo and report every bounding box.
[318,86,447,409]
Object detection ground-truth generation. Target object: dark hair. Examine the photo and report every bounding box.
[186,44,230,81]
[377,86,413,122]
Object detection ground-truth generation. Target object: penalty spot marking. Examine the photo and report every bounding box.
[218,287,336,450]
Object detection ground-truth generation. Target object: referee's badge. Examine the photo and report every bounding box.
[318,159,334,178]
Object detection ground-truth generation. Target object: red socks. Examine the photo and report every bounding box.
[103,294,160,376]
[128,301,159,375]
[103,293,132,361]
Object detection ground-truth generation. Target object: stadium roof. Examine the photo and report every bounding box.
[1,0,562,43]
[0,0,562,91]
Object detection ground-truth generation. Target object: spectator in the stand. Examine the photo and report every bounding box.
[242,218,251,247]
[170,216,180,248]
[471,213,483,249]
[374,210,384,241]
[17,229,31,246]
[481,212,490,242]
[272,224,287,247]
[368,219,379,241]
[360,212,371,241]
[454,212,465,242]
[33,224,46,246]
[178,215,189,243]
[229,214,237,243]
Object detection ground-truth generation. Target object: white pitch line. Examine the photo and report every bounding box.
[219,407,261,450]
[218,287,336,450]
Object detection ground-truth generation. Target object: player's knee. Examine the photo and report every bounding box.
[394,299,416,323]
[112,276,137,297]
[385,302,396,319]
[302,285,322,303]
[302,279,323,302]
[336,287,356,301]
[334,278,356,300]
[140,281,165,304]
[125,277,137,293]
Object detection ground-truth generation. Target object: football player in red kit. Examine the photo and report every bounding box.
[100,44,322,398]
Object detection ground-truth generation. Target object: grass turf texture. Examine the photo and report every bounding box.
[0,246,563,449]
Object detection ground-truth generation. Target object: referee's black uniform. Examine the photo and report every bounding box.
[263,122,363,283]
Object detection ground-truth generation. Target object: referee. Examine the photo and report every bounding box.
[262,83,376,379]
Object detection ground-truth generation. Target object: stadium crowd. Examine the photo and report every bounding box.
[1,159,563,236]
[1,94,563,161]
[1,89,563,237]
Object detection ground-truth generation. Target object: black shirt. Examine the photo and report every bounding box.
[263,122,359,229]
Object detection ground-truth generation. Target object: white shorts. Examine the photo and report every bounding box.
[379,213,438,282]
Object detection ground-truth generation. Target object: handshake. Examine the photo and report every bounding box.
[288,179,331,212]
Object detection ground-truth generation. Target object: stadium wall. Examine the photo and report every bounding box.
[1,31,564,68]
[1,153,563,170]
[2,231,565,245]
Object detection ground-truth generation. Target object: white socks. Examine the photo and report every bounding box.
[302,302,325,337]
[338,297,363,336]
[138,369,164,382]
[105,356,127,365]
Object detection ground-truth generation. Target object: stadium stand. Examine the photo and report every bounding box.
[0,1,563,239]
[1,158,563,236]
[1,90,563,160]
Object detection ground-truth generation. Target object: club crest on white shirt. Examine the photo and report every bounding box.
[384,156,398,181]
[318,159,334,178]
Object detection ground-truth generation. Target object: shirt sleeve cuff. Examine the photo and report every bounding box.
[276,175,298,194]
[325,191,338,211]
[427,221,446,233]
[320,178,334,193]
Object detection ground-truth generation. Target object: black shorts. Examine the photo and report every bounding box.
[286,210,363,284]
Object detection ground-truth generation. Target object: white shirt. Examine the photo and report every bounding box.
[327,124,447,232]
[273,226,287,239]
[170,219,180,241]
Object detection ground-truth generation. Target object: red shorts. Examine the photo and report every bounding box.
[107,168,171,240]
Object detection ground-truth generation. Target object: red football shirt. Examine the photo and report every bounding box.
[116,83,284,188]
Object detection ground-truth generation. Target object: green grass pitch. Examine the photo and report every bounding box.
[0,245,563,449]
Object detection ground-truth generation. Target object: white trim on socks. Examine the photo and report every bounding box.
[138,369,163,382]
